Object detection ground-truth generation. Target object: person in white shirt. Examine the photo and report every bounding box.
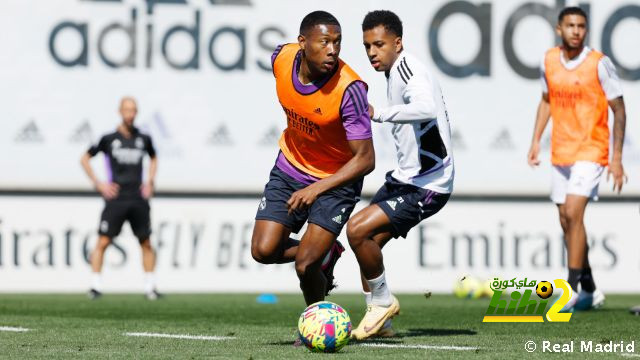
[348,10,454,340]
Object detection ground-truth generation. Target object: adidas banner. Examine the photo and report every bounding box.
[1,0,640,195]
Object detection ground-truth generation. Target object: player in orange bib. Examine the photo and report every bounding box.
[251,11,375,307]
[527,7,627,312]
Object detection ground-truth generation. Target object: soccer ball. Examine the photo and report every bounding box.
[453,276,481,299]
[297,301,351,353]
[536,281,553,299]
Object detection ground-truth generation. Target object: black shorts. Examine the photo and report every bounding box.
[371,171,450,238]
[99,199,151,241]
[255,165,363,235]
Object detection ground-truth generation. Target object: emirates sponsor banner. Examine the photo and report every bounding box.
[1,0,639,195]
[0,197,637,293]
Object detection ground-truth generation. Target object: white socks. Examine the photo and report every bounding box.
[91,272,102,291]
[363,291,372,305]
[366,271,393,307]
[144,272,156,293]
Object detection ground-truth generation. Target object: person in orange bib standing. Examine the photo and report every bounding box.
[251,11,375,307]
[527,7,626,312]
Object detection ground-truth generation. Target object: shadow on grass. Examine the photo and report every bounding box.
[268,328,477,347]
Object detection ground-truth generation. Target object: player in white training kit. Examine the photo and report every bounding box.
[348,10,454,340]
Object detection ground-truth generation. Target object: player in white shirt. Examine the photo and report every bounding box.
[348,10,454,340]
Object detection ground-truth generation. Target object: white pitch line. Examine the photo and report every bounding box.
[621,354,640,358]
[0,326,30,332]
[124,332,235,341]
[358,342,478,351]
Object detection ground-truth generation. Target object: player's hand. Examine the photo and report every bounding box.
[368,103,380,122]
[527,141,540,167]
[141,181,154,199]
[97,182,119,200]
[286,186,320,215]
[607,160,627,194]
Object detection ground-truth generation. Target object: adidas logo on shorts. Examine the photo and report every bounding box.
[100,220,109,232]
[332,215,342,224]
[386,200,397,211]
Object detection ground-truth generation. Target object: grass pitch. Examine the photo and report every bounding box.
[1,293,638,359]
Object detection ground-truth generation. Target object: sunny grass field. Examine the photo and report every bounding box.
[0,293,639,359]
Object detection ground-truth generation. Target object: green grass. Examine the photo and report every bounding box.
[0,293,639,359]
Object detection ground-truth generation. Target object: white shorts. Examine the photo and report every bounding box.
[551,161,604,204]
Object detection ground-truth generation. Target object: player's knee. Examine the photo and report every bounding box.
[139,238,153,250]
[563,207,583,227]
[346,216,368,248]
[294,256,319,279]
[95,237,112,250]
[251,242,275,264]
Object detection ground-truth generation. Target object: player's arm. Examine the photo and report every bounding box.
[598,56,627,193]
[81,137,118,199]
[608,96,626,193]
[286,139,374,214]
[370,74,437,124]
[141,137,158,199]
[527,93,551,167]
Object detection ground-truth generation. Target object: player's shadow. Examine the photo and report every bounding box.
[267,328,477,346]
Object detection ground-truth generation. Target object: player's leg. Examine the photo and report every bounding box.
[560,161,605,311]
[563,194,589,289]
[251,220,297,264]
[304,178,364,297]
[348,206,397,339]
[89,235,112,299]
[348,205,394,280]
[129,199,159,299]
[89,201,126,299]
[295,224,337,305]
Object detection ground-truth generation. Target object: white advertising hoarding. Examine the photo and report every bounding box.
[0,0,639,195]
[0,196,637,293]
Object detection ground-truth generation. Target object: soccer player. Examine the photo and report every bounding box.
[81,96,160,300]
[251,11,375,306]
[348,10,454,340]
[527,7,626,312]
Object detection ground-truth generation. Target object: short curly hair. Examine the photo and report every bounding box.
[300,11,341,36]
[362,10,403,37]
[558,6,588,24]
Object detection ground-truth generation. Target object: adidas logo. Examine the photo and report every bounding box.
[332,215,342,224]
[386,200,397,211]
[69,121,93,143]
[313,108,322,115]
[208,124,233,146]
[15,120,44,142]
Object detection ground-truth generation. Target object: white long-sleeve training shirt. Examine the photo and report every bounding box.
[372,51,454,194]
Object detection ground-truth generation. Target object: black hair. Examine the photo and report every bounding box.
[299,11,340,36]
[362,10,403,37]
[558,6,588,24]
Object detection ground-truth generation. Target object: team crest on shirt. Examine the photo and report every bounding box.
[135,137,144,149]
[111,139,122,149]
[258,197,266,210]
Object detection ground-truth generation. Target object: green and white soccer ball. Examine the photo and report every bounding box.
[297,301,351,353]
